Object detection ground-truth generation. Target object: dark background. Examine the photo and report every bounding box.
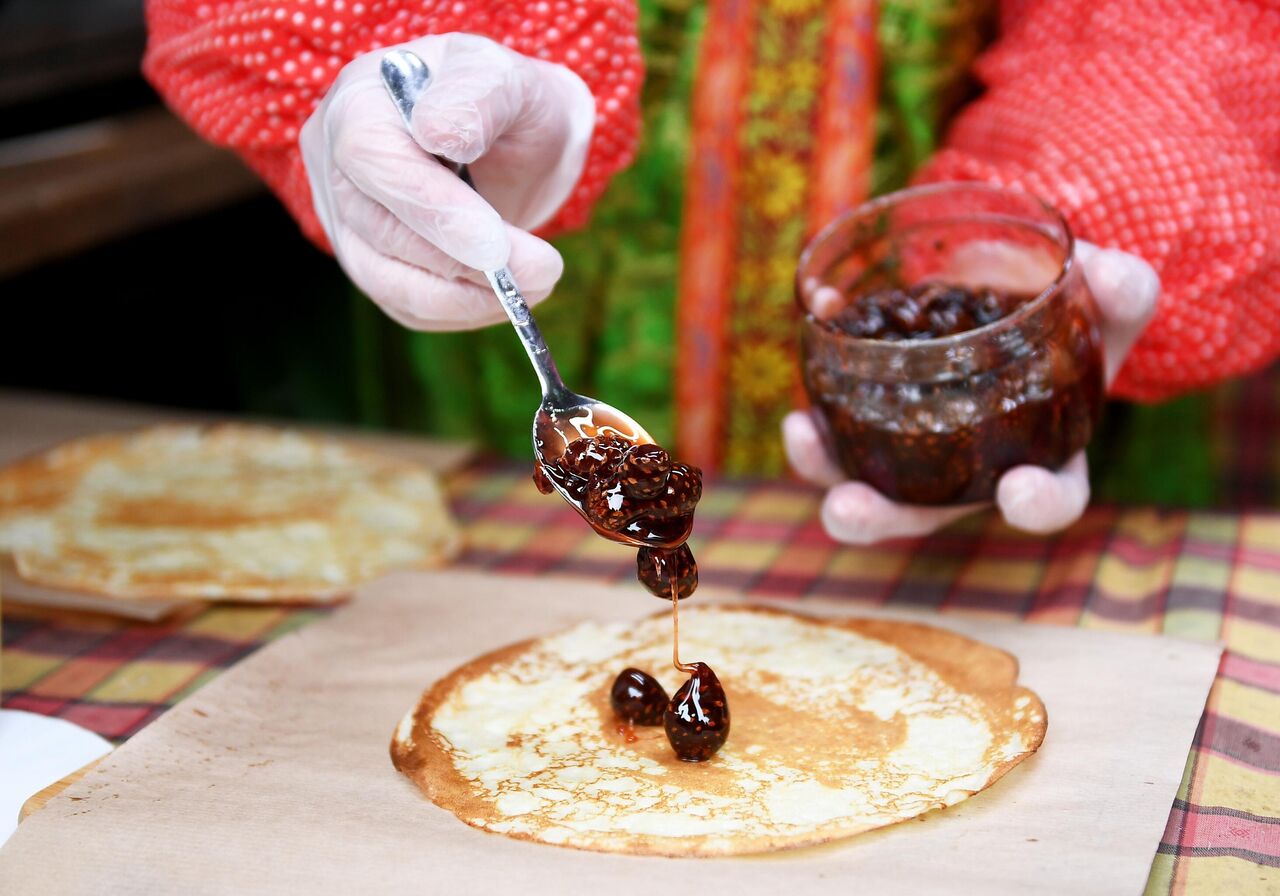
[0,0,362,424]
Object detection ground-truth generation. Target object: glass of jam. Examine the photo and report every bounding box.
[797,183,1105,505]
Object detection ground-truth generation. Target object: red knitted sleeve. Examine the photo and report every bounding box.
[918,0,1280,401]
[142,0,643,250]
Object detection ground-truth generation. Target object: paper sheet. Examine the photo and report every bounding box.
[0,570,1222,895]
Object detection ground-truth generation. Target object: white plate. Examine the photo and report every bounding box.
[0,709,111,845]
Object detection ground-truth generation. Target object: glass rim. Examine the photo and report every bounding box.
[796,181,1077,349]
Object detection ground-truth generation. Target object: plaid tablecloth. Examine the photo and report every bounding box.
[4,462,1279,894]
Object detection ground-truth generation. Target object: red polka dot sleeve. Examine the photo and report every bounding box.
[918,0,1280,401]
[143,0,643,250]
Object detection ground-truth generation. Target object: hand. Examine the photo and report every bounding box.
[783,241,1160,544]
[300,33,595,331]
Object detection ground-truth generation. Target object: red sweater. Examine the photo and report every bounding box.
[145,0,1280,401]
[143,0,643,248]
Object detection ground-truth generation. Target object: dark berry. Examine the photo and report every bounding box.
[584,461,702,534]
[922,289,978,337]
[637,544,697,599]
[664,663,730,761]
[833,301,886,339]
[886,295,924,334]
[532,465,554,495]
[584,478,630,531]
[824,282,1022,342]
[561,436,627,476]
[610,668,668,726]
[974,287,1006,325]
[619,444,671,499]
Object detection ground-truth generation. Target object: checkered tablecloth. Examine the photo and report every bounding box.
[4,462,1279,893]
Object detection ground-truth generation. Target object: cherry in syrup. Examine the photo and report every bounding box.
[610,667,669,726]
[664,662,730,762]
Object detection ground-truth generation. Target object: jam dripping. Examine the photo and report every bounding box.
[537,434,728,760]
[662,573,729,761]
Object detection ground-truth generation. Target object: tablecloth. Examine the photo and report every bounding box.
[4,461,1279,894]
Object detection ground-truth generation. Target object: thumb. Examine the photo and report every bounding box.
[995,452,1090,534]
[1074,241,1160,385]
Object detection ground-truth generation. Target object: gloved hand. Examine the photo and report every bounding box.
[300,33,595,331]
[783,241,1160,544]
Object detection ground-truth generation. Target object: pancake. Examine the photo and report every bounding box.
[0,425,460,601]
[391,605,1046,856]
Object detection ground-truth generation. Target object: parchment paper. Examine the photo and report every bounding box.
[0,570,1222,895]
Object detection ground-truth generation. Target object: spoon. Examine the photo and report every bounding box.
[380,50,687,548]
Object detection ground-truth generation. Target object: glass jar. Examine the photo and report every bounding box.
[797,183,1105,505]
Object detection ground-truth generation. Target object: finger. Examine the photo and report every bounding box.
[781,410,846,488]
[406,34,594,230]
[334,175,563,300]
[465,61,595,229]
[408,33,528,164]
[334,175,479,281]
[821,481,983,545]
[332,221,541,331]
[995,451,1090,534]
[327,78,509,271]
[1074,241,1160,384]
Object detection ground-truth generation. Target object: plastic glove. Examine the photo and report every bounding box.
[783,241,1160,544]
[300,33,595,331]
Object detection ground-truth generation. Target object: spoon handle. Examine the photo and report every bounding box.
[379,50,571,401]
[483,269,567,401]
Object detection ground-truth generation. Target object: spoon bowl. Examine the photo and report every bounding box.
[532,393,651,462]
[533,394,693,550]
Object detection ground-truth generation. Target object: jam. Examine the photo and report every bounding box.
[825,281,1017,341]
[797,182,1106,507]
[610,668,669,726]
[803,282,1104,505]
[539,434,730,761]
[534,437,701,549]
[637,544,697,600]
[664,662,731,762]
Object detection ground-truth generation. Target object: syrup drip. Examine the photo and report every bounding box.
[668,556,694,674]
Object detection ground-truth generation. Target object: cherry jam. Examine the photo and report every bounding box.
[637,544,697,600]
[797,183,1106,506]
[610,668,669,726]
[826,281,1016,341]
[664,663,730,762]
[540,435,730,760]
[804,282,1104,505]
[534,437,702,549]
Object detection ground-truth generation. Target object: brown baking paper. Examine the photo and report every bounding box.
[0,570,1221,894]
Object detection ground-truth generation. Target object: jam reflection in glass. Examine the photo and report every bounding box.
[798,183,1105,506]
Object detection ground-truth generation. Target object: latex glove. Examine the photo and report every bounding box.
[783,242,1160,544]
[300,33,595,331]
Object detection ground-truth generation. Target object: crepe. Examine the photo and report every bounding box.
[391,605,1046,856]
[0,425,460,601]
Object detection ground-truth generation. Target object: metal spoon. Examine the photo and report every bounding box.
[380,50,685,548]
